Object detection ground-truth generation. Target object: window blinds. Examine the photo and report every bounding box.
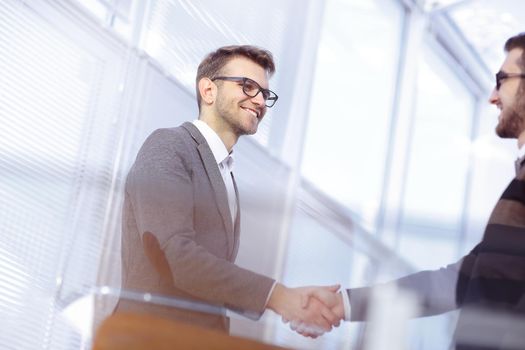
[0,1,129,348]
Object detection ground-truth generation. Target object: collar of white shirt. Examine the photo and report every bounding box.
[192,120,234,171]
[518,143,525,161]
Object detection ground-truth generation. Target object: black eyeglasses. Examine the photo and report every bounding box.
[211,76,278,107]
[495,71,525,90]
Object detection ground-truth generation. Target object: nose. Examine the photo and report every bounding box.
[488,88,499,105]
[251,91,266,106]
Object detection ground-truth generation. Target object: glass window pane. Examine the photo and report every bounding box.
[398,44,475,269]
[278,204,357,349]
[115,0,133,18]
[301,0,404,227]
[448,0,524,73]
[75,0,108,21]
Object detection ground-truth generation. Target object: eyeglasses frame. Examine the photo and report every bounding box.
[211,76,278,107]
[495,71,525,90]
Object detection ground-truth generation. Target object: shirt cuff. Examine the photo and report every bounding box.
[263,281,278,309]
[341,289,351,321]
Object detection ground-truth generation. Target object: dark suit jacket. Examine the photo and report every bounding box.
[115,122,275,332]
[347,163,525,349]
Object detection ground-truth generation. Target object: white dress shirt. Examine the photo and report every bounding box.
[341,289,352,321]
[192,120,237,224]
[515,143,525,174]
[192,120,277,307]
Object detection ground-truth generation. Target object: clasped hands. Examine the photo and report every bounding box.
[267,283,344,338]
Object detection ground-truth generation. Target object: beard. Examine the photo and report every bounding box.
[496,90,525,139]
[215,94,261,136]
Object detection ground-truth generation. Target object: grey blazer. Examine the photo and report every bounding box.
[115,122,275,331]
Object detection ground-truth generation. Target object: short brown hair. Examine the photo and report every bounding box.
[195,45,275,111]
[504,33,525,71]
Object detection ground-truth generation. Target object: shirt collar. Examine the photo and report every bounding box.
[192,120,234,169]
[518,143,525,160]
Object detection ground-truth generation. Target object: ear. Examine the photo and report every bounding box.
[198,77,216,106]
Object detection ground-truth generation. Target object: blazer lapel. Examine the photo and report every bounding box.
[182,123,234,239]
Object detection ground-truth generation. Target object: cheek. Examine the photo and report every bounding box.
[500,94,515,108]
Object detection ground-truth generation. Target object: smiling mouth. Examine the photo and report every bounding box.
[241,106,260,118]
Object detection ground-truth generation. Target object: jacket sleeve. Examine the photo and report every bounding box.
[347,259,462,321]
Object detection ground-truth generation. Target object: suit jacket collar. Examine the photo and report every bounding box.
[181,122,236,245]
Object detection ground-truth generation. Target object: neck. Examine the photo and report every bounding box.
[198,113,238,152]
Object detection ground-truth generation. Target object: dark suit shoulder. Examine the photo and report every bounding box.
[501,178,525,206]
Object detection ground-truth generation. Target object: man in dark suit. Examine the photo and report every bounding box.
[115,45,340,336]
[303,33,525,349]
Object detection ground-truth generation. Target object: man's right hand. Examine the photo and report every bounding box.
[293,287,345,335]
[267,283,342,338]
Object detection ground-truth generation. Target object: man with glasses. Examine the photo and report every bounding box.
[302,33,525,349]
[115,45,340,337]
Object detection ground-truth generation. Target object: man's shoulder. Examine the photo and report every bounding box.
[129,124,199,175]
[149,123,193,140]
[133,124,199,162]
[144,123,198,148]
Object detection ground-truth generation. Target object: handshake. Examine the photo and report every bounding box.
[267,283,345,338]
